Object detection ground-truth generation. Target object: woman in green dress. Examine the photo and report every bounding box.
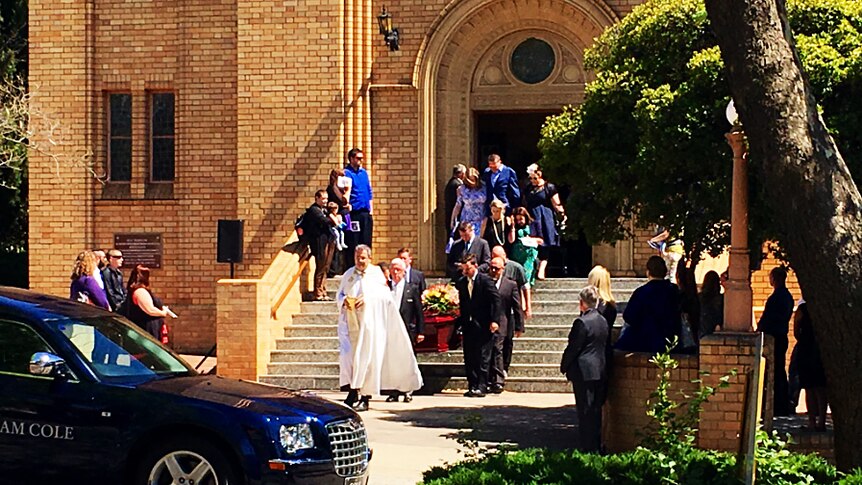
[508,207,544,286]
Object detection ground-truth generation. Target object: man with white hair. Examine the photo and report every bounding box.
[337,245,423,411]
[560,286,609,452]
[491,245,531,318]
[386,257,426,403]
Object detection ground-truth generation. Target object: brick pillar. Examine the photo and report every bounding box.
[698,332,771,451]
[216,279,272,381]
[28,0,95,294]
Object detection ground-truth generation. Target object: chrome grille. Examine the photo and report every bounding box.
[325,418,369,477]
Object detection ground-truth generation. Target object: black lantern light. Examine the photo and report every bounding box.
[377,6,400,51]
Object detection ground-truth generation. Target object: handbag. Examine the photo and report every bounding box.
[679,317,697,351]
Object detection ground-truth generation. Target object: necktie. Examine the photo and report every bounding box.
[468,277,474,298]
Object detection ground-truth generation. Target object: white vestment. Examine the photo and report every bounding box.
[336,265,423,395]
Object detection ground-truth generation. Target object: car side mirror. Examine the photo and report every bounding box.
[29,352,69,378]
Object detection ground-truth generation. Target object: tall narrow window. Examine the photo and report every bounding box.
[150,92,175,182]
[108,93,132,182]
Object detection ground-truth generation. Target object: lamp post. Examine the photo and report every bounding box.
[723,100,754,331]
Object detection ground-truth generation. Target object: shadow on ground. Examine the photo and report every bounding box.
[377,404,580,450]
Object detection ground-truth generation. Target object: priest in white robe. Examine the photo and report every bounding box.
[337,244,424,411]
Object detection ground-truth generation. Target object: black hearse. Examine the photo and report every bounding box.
[0,287,369,485]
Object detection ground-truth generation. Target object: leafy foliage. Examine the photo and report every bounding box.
[539,0,862,260]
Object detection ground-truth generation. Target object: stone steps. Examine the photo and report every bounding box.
[258,374,570,393]
[291,311,587,326]
[283,323,575,339]
[266,276,647,393]
[275,336,570,352]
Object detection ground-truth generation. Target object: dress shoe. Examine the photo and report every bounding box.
[385,395,399,403]
[403,393,413,403]
[344,389,359,407]
[352,400,369,412]
[488,384,504,394]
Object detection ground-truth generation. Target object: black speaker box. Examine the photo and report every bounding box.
[217,219,244,263]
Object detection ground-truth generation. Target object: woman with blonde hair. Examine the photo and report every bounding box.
[69,250,110,310]
[588,265,617,331]
[450,166,486,236]
[480,199,512,253]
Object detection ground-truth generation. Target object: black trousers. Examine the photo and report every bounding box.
[489,332,506,386]
[773,336,791,415]
[462,327,493,392]
[574,380,605,452]
[502,334,515,372]
[346,210,373,268]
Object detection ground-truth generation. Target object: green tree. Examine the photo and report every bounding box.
[539,0,862,262]
[705,0,862,470]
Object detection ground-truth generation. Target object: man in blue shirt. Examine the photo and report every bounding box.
[344,148,373,268]
[482,154,521,215]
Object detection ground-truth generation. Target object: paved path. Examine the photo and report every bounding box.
[314,391,577,485]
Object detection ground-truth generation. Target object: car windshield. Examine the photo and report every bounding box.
[47,315,195,383]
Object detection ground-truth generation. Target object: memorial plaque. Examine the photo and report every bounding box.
[114,233,163,269]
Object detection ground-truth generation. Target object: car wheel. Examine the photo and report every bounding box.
[134,436,240,485]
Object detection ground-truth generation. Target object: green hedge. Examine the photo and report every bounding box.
[422,446,862,485]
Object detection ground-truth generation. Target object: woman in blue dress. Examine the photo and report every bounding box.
[450,167,486,236]
[525,164,567,280]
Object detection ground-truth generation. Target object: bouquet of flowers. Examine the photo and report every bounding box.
[421,283,460,317]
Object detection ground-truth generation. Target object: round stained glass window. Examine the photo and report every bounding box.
[510,38,555,84]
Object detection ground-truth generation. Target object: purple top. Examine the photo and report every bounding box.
[70,275,111,310]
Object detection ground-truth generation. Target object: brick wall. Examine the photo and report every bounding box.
[605,352,700,451]
[607,333,772,454]
[30,0,238,352]
[698,333,772,450]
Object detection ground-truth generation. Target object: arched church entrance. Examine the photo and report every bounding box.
[415,0,623,274]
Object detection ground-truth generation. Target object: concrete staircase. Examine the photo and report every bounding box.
[259,276,648,393]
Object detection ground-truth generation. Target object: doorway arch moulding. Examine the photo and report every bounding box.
[412,0,619,270]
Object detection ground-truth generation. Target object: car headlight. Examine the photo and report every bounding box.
[279,423,314,453]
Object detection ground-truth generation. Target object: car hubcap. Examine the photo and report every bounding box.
[148,450,218,485]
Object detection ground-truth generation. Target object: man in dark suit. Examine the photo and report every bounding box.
[455,253,502,397]
[398,247,426,293]
[482,154,521,215]
[304,190,337,300]
[487,257,525,393]
[446,221,491,279]
[444,164,466,235]
[560,286,609,452]
[386,258,426,403]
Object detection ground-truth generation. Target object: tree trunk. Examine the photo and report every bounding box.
[705,0,862,470]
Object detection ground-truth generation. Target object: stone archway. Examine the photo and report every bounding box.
[414,0,619,271]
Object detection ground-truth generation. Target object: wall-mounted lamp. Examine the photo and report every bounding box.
[377,6,400,51]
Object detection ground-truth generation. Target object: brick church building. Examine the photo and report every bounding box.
[30,0,782,352]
